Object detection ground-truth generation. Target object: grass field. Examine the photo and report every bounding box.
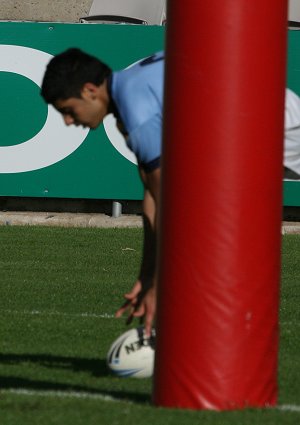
[0,226,299,424]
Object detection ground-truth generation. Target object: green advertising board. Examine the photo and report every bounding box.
[0,22,164,200]
[0,23,300,205]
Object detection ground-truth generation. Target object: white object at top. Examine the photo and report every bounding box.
[289,0,300,23]
[83,0,166,25]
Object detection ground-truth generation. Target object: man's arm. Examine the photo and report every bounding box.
[139,188,156,286]
[115,166,161,335]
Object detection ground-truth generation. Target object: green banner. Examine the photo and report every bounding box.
[0,23,299,205]
[0,22,164,200]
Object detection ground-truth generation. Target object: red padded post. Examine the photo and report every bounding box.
[153,0,288,410]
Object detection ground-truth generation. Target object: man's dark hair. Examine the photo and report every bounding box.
[41,48,112,104]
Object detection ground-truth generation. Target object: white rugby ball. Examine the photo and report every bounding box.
[107,326,155,378]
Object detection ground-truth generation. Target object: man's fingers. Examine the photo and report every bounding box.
[115,291,140,318]
[124,281,142,299]
[144,310,155,337]
[132,304,145,318]
[124,292,138,301]
[125,313,134,325]
[115,281,156,334]
[115,299,132,318]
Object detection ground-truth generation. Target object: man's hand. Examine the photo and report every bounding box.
[115,280,142,321]
[115,279,156,337]
[133,285,156,337]
[116,167,160,337]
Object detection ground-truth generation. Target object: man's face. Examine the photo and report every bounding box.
[54,83,109,129]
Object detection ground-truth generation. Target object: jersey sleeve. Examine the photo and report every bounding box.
[127,113,162,171]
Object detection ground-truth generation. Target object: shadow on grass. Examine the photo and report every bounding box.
[0,353,150,404]
[0,353,109,377]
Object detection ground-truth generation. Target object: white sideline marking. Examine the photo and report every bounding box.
[281,321,300,327]
[2,388,130,404]
[1,309,114,319]
[1,311,297,327]
[2,389,300,412]
[278,404,300,413]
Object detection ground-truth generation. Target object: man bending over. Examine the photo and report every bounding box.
[41,48,164,335]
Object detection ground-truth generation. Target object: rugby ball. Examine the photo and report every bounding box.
[107,326,155,378]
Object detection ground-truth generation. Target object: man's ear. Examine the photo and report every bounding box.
[81,82,99,99]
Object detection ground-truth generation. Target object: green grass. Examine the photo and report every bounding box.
[279,235,300,406]
[0,226,299,424]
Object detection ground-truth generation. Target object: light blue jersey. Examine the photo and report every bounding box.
[109,51,164,172]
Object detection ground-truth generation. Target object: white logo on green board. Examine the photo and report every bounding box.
[103,58,140,166]
[103,114,137,165]
[0,45,89,173]
[0,45,136,173]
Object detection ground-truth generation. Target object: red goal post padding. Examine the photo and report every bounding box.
[153,0,288,410]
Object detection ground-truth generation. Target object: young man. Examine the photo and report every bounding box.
[41,48,164,335]
[41,47,300,337]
